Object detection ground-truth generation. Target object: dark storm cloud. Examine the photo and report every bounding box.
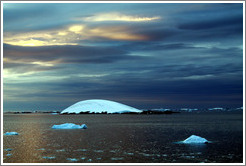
[178,15,243,30]
[5,65,242,110]
[4,44,146,65]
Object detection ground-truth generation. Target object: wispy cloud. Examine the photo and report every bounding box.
[82,12,161,22]
[4,24,148,46]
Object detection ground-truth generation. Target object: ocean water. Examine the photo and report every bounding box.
[3,112,243,163]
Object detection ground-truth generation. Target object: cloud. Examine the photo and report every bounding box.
[4,24,148,46]
[3,44,131,62]
[82,12,161,22]
[178,15,243,30]
[3,43,150,78]
[2,3,243,111]
[88,26,148,41]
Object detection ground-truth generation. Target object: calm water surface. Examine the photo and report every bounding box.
[3,112,243,163]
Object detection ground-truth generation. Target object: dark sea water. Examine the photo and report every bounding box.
[3,112,243,163]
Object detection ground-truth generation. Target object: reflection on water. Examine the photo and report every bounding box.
[3,113,243,163]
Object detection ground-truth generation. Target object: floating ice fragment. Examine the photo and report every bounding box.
[124,152,134,155]
[5,148,12,151]
[6,154,12,156]
[4,132,19,135]
[183,135,209,144]
[111,157,124,160]
[141,153,155,157]
[37,148,45,151]
[51,113,58,115]
[81,124,87,129]
[94,150,103,153]
[67,158,78,162]
[74,149,87,152]
[56,149,65,152]
[52,123,87,129]
[88,159,92,162]
[42,156,55,159]
[81,157,86,160]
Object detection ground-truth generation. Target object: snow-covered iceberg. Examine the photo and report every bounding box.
[61,99,142,114]
[4,132,19,135]
[52,123,87,129]
[182,135,209,144]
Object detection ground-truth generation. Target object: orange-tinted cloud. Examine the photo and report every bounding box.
[83,13,161,22]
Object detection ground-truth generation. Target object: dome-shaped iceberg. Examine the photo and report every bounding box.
[61,99,142,114]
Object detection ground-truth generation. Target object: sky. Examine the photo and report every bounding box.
[2,2,244,112]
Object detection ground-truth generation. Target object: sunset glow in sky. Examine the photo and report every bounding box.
[2,2,244,111]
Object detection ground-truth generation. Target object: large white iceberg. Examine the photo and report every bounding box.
[183,135,208,144]
[52,123,87,129]
[61,99,142,114]
[4,132,19,135]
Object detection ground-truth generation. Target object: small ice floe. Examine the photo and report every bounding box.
[6,154,12,157]
[182,135,209,144]
[42,156,55,159]
[140,153,155,157]
[5,148,12,151]
[67,158,78,162]
[51,113,58,115]
[56,149,65,152]
[52,123,87,129]
[74,149,87,152]
[37,148,45,151]
[81,157,86,160]
[96,158,102,160]
[88,159,92,162]
[94,150,103,153]
[4,132,19,135]
[124,152,134,155]
[111,157,124,161]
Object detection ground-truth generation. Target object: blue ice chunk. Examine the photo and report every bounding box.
[42,156,55,159]
[52,123,87,129]
[37,148,45,151]
[67,158,78,162]
[5,148,12,151]
[4,132,19,135]
[183,135,209,144]
[56,149,65,152]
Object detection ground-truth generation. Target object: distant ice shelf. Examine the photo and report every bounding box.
[4,132,19,135]
[51,123,87,129]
